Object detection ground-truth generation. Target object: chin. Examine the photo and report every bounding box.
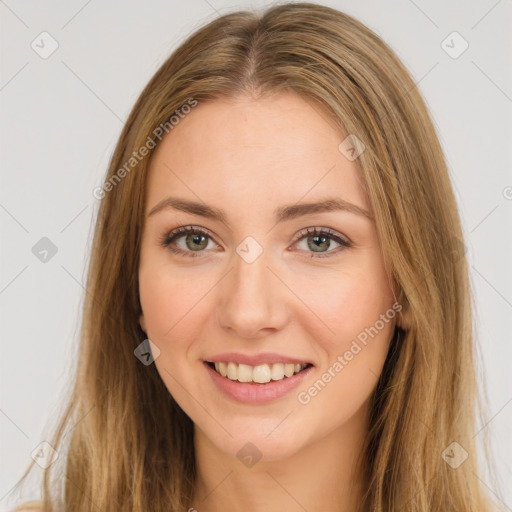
[195,416,311,464]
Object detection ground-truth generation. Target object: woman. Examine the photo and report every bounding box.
[13,2,503,511]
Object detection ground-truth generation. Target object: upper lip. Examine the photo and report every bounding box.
[204,352,314,367]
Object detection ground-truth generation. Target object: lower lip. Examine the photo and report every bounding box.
[204,362,314,404]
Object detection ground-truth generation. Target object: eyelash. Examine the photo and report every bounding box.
[159,225,351,259]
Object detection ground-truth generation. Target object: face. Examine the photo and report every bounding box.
[138,92,399,462]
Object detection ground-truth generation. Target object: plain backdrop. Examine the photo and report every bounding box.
[1,0,511,509]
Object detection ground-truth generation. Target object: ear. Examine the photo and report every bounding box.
[390,286,412,331]
[139,312,147,333]
[396,303,412,330]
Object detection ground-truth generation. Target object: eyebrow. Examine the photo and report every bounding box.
[147,196,373,223]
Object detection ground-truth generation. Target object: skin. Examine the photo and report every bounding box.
[138,92,406,512]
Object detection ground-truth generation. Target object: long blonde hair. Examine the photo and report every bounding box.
[13,2,503,511]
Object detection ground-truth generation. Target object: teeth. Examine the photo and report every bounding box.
[211,361,309,383]
[227,362,237,380]
[253,364,271,384]
[218,362,227,377]
[284,363,295,377]
[238,363,253,383]
[270,363,284,380]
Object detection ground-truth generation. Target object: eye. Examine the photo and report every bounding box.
[291,227,351,259]
[160,225,351,259]
[159,225,218,258]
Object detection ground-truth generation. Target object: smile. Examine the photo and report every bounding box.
[206,361,312,384]
[204,360,314,404]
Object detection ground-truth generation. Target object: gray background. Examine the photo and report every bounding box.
[1,0,511,509]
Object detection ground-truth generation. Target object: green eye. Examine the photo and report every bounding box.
[292,227,351,258]
[161,226,214,258]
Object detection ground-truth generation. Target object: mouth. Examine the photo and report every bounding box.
[204,360,314,385]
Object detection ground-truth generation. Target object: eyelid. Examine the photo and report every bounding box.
[291,226,351,246]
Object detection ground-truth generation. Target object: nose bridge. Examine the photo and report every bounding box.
[217,237,286,336]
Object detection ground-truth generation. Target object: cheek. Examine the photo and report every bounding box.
[138,263,217,346]
[138,267,213,402]
[294,275,394,429]
[292,263,394,345]
[292,260,395,407]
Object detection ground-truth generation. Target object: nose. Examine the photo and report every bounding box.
[216,247,289,338]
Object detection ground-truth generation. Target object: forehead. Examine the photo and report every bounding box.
[145,92,369,218]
